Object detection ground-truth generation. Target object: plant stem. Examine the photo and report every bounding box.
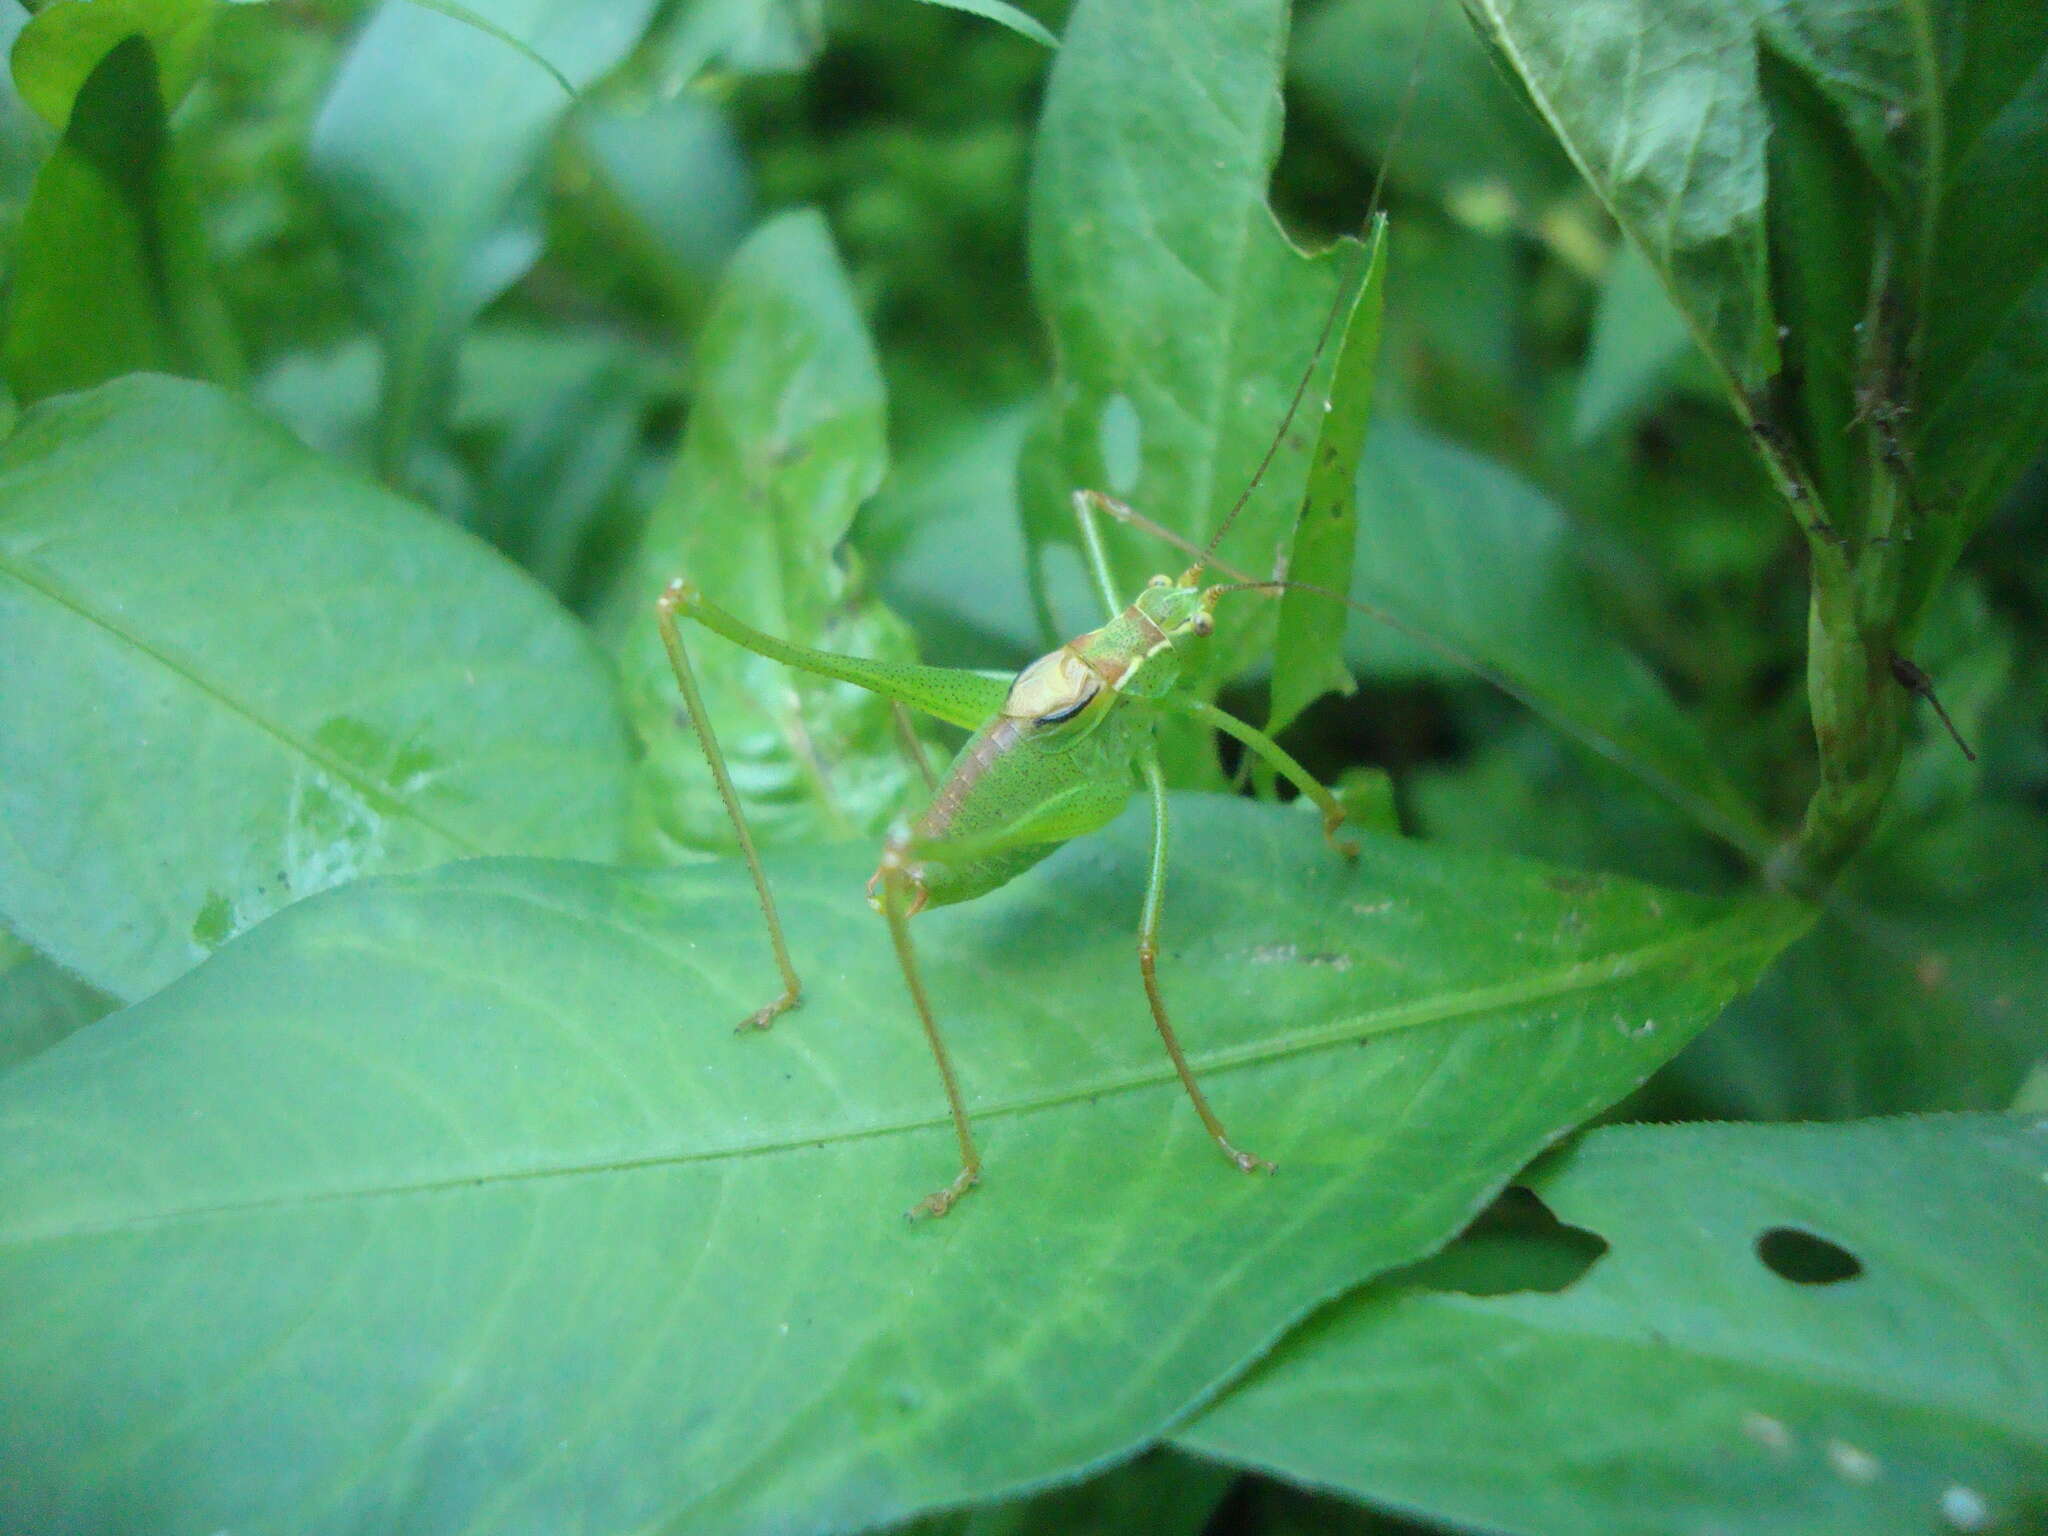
[1770,470,1909,894]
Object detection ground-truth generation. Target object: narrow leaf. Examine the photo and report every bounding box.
[1183,1115,2048,1536]
[0,797,1807,1535]
[909,0,1057,50]
[0,376,632,1002]
[1268,217,1386,739]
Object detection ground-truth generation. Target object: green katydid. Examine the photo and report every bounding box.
[655,236,1388,1221]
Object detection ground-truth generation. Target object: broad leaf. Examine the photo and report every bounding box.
[1182,1115,2048,1536]
[1,33,238,404]
[1267,218,1385,740]
[1671,889,2048,1122]
[614,209,930,856]
[855,400,1040,671]
[0,376,631,1002]
[1347,415,1767,857]
[0,797,1804,1535]
[309,0,658,485]
[1018,0,1366,701]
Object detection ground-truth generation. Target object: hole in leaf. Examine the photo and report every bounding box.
[1393,1186,1608,1297]
[1756,1226,1863,1285]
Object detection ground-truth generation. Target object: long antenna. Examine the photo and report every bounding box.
[1194,6,1438,574]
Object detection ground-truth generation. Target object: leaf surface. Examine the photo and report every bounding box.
[0,376,631,1002]
[0,796,1803,1535]
[1182,1114,2048,1536]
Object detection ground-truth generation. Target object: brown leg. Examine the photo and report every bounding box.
[657,580,800,1031]
[1138,755,1273,1175]
[873,830,981,1218]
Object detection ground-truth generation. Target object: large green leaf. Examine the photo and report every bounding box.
[613,209,931,856]
[1,32,238,404]
[1017,0,1365,702]
[1182,1114,2048,1536]
[1347,415,1768,857]
[0,376,631,1003]
[309,0,658,485]
[0,797,1803,1535]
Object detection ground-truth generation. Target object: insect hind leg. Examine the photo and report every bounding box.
[874,828,982,1219]
[656,579,800,1032]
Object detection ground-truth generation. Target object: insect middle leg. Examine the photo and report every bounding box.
[1138,753,1274,1175]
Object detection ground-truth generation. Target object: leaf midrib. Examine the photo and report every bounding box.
[0,545,486,855]
[0,901,1792,1245]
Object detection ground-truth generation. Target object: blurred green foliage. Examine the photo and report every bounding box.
[1,0,2043,1532]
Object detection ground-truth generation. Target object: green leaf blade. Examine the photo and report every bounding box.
[0,376,632,1002]
[0,798,1806,1534]
[1182,1114,2048,1536]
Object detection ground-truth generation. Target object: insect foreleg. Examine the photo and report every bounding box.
[656,582,802,1032]
[1176,698,1359,858]
[874,830,982,1220]
[1139,753,1274,1176]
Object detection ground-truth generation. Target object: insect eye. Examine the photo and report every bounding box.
[1146,574,1172,589]
[1191,613,1214,637]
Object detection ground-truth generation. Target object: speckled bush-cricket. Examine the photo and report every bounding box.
[656,229,1388,1219]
